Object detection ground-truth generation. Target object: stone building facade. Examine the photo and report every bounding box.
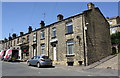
[107,16,120,34]
[107,16,120,54]
[0,40,3,51]
[2,3,112,66]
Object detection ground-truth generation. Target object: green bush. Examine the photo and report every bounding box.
[111,32,120,45]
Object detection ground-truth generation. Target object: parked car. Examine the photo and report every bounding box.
[4,49,20,62]
[27,56,52,68]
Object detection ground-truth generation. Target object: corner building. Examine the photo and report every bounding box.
[2,3,112,66]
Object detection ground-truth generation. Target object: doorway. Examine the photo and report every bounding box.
[33,45,37,56]
[53,46,57,61]
[52,43,57,61]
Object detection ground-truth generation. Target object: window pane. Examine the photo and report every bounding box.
[67,40,74,55]
[66,21,73,34]
[41,44,45,54]
[52,28,56,37]
[67,25,73,33]
[33,33,36,41]
[41,31,45,39]
[42,49,44,54]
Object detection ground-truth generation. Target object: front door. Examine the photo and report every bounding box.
[33,45,37,57]
[33,49,36,56]
[53,46,57,61]
[51,42,57,61]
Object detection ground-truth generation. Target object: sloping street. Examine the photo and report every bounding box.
[1,61,118,76]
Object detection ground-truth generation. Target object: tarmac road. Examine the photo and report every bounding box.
[1,61,119,76]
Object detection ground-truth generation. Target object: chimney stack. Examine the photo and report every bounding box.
[40,21,45,28]
[20,32,24,36]
[87,2,95,10]
[4,38,7,42]
[57,14,64,21]
[9,36,12,40]
[12,33,16,39]
[28,26,32,33]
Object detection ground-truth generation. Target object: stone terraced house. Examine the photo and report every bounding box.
[2,3,112,66]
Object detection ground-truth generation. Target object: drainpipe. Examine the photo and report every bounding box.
[35,29,37,56]
[82,13,87,66]
[48,27,50,57]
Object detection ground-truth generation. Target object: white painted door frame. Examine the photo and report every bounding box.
[53,46,57,61]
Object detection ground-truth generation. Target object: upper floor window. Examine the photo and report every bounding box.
[66,40,74,55]
[14,40,15,46]
[27,35,29,42]
[17,38,19,44]
[66,21,73,34]
[41,30,45,40]
[20,38,22,43]
[52,27,56,38]
[10,41,12,47]
[41,44,45,54]
[109,21,113,25]
[33,33,36,42]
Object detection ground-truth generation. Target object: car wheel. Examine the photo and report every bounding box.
[50,65,52,67]
[27,62,30,66]
[37,62,41,68]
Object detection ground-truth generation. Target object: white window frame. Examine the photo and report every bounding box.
[33,33,36,42]
[52,27,56,37]
[67,40,74,55]
[41,44,45,54]
[41,31,45,39]
[66,21,73,34]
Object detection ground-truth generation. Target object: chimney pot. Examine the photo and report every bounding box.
[57,14,64,21]
[87,2,95,10]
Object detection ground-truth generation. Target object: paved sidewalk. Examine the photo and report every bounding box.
[95,54,118,70]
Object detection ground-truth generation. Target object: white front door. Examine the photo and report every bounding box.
[53,47,56,61]
[33,49,36,56]
[19,50,22,60]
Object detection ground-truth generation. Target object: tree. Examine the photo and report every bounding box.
[111,32,120,45]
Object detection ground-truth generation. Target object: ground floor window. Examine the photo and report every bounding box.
[67,40,74,55]
[41,44,45,55]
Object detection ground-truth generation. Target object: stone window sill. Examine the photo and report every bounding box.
[66,54,75,57]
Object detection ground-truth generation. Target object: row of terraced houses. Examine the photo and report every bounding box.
[1,3,118,66]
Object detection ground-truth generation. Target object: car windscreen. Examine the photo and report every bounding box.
[41,56,49,59]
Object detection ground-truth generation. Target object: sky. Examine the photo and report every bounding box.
[1,2,119,40]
